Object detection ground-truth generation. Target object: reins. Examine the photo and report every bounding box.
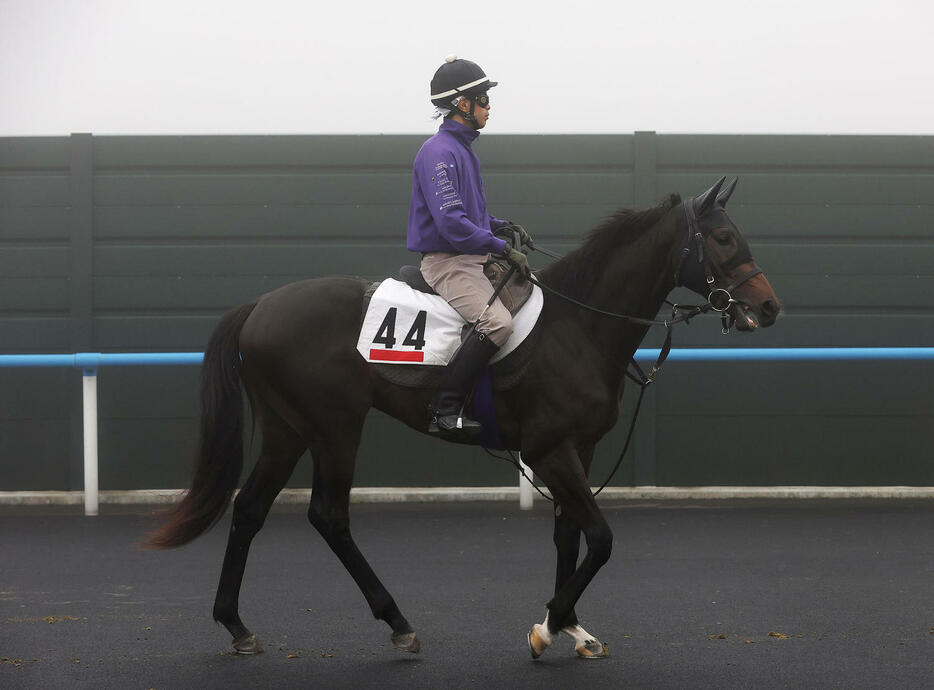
[484,202,762,500]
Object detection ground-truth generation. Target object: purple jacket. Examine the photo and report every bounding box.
[407,120,509,255]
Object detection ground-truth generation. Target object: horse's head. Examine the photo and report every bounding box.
[678,177,781,331]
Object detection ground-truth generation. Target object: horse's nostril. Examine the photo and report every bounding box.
[762,299,780,318]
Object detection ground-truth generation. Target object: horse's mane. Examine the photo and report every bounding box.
[538,194,681,300]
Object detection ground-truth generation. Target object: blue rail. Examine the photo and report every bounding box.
[633,347,934,362]
[0,352,204,373]
[1,348,933,372]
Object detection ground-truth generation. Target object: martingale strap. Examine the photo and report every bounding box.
[625,324,673,387]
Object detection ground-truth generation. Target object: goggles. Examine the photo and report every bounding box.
[470,92,490,108]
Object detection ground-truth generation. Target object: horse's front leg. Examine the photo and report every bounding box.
[548,504,610,659]
[527,440,611,659]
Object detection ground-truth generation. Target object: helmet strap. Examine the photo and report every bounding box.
[465,99,478,125]
[452,92,479,128]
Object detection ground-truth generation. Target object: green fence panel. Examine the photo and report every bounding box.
[1,132,931,490]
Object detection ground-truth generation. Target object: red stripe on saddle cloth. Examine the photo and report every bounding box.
[369,349,425,362]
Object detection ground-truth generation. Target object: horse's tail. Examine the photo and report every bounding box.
[143,302,257,549]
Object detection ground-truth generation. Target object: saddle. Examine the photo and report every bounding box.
[358,263,543,391]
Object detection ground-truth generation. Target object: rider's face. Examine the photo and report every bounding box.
[471,93,490,129]
[457,93,490,129]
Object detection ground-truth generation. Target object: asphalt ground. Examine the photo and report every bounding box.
[2,500,934,689]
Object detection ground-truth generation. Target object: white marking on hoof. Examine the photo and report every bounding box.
[528,613,553,659]
[232,633,263,654]
[391,631,421,653]
[561,624,609,659]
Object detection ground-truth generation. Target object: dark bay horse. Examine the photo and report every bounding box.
[145,177,780,659]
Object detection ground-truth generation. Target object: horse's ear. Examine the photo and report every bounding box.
[716,177,738,207]
[694,176,726,215]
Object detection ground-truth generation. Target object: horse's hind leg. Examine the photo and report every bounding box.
[212,406,306,653]
[307,423,419,653]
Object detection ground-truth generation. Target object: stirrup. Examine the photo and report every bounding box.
[429,413,482,438]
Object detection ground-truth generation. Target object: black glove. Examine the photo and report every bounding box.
[496,223,534,249]
[504,247,531,279]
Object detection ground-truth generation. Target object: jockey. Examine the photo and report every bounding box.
[407,55,532,441]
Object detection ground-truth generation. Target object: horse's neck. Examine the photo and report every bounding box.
[571,208,681,363]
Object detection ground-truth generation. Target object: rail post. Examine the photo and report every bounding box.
[519,454,534,510]
[75,354,101,516]
[81,370,98,516]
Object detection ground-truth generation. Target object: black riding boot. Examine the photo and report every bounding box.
[429,330,500,440]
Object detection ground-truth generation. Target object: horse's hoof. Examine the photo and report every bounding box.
[575,639,610,659]
[391,631,421,653]
[232,633,264,654]
[528,623,551,659]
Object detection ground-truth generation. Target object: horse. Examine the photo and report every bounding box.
[144,176,781,659]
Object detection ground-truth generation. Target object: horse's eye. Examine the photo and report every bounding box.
[713,230,733,246]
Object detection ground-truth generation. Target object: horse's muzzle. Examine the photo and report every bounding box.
[734,297,781,331]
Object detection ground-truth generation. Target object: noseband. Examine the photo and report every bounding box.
[678,200,763,333]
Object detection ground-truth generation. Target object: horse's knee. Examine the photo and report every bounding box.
[553,514,579,547]
[587,526,613,568]
[307,500,349,539]
[306,501,323,530]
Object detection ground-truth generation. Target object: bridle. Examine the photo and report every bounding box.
[677,199,763,334]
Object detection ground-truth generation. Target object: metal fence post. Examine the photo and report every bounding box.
[632,131,659,487]
[69,134,95,495]
[68,133,94,353]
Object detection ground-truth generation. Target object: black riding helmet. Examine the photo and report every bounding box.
[430,55,497,122]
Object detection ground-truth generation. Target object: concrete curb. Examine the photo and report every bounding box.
[3,486,934,506]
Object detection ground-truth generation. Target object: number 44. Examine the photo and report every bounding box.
[373,308,427,350]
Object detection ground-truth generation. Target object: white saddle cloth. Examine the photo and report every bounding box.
[357,278,544,366]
